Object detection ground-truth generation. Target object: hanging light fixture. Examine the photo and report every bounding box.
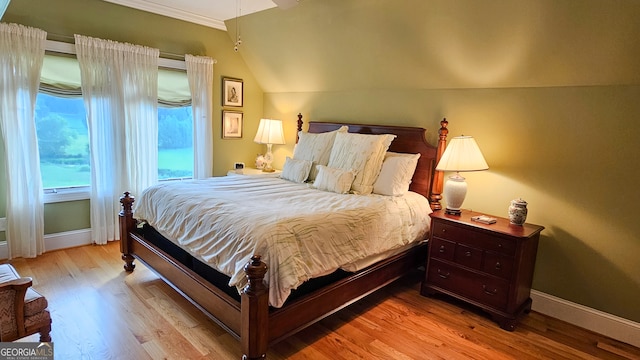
[234,0,242,52]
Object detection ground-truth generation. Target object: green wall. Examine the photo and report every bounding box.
[3,0,267,233]
[231,0,640,323]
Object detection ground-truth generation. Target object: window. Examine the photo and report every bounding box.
[35,92,90,190]
[35,94,195,188]
[158,105,193,180]
[37,46,194,202]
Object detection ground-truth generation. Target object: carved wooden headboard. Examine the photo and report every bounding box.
[296,113,448,210]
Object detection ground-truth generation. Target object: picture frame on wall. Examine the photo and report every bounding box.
[222,77,243,107]
[222,110,243,139]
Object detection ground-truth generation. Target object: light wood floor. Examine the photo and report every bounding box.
[5,242,639,360]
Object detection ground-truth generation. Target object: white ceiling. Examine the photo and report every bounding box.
[102,0,293,31]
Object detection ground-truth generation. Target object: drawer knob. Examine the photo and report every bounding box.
[439,245,446,253]
[495,262,502,270]
[483,285,498,296]
[437,269,450,279]
[498,243,503,248]
[465,251,472,257]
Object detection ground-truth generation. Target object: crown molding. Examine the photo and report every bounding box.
[103,0,227,31]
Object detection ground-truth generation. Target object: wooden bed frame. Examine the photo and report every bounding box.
[119,114,449,359]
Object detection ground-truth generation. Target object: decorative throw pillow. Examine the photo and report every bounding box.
[293,126,348,181]
[373,152,421,196]
[327,132,396,195]
[280,157,313,183]
[312,165,356,194]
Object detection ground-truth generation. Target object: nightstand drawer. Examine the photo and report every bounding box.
[427,259,509,310]
[432,221,516,256]
[429,237,455,261]
[482,252,514,279]
[453,243,482,269]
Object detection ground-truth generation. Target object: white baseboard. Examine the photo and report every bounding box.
[531,289,640,348]
[43,229,93,252]
[0,228,93,260]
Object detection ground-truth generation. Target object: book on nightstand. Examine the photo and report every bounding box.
[471,215,497,224]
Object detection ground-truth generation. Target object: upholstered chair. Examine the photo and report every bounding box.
[0,264,51,342]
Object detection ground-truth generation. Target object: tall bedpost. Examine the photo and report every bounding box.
[119,192,136,272]
[296,113,303,143]
[430,118,449,211]
[241,255,269,360]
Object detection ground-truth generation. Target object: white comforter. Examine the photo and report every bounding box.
[134,176,432,307]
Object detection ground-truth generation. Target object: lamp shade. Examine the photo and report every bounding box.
[436,136,488,172]
[254,119,285,145]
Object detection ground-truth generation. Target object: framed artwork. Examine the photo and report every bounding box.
[222,77,243,107]
[222,110,243,139]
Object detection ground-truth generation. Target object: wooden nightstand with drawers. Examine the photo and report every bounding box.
[420,210,544,331]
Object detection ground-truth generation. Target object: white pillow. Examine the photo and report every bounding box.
[373,152,421,196]
[280,157,313,183]
[327,132,396,195]
[293,126,348,181]
[312,165,356,194]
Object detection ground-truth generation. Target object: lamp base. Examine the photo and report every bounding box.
[262,144,275,173]
[443,173,467,216]
[445,208,462,216]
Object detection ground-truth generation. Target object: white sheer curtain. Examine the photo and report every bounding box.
[75,35,159,245]
[0,23,46,259]
[185,54,214,179]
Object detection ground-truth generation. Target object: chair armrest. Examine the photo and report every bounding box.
[0,277,33,339]
[0,277,33,290]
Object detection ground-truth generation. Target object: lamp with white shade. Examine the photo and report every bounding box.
[435,135,489,215]
[254,118,285,172]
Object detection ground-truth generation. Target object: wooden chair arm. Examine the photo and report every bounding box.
[0,277,32,340]
[0,277,33,290]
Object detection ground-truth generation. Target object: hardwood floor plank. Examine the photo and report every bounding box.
[141,339,168,360]
[3,242,639,360]
[597,340,640,360]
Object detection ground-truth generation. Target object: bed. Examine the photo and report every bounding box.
[119,114,450,359]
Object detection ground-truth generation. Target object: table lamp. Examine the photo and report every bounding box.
[435,135,489,215]
[254,119,285,172]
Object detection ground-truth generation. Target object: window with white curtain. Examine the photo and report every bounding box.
[38,49,194,203]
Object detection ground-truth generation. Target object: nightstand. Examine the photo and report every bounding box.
[420,210,544,331]
[227,168,282,176]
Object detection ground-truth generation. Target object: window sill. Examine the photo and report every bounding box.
[43,188,90,203]
[42,179,191,204]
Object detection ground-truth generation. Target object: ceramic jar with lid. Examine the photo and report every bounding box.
[509,198,528,225]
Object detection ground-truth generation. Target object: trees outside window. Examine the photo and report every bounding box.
[35,93,89,189]
[158,105,193,180]
[35,93,194,190]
